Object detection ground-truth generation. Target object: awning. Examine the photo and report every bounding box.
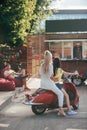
[44,39,87,42]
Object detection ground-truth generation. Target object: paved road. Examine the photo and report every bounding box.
[0,86,87,130]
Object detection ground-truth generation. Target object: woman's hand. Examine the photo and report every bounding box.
[50,76,59,82]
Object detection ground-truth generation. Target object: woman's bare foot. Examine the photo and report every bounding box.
[58,108,66,116]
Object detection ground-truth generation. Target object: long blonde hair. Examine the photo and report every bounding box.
[42,50,52,73]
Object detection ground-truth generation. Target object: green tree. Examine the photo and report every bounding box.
[0,0,53,47]
[28,0,53,34]
[0,0,37,47]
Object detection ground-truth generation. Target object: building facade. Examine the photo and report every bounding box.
[27,10,87,74]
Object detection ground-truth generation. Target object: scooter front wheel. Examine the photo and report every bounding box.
[72,102,79,110]
[72,77,82,86]
[32,105,46,115]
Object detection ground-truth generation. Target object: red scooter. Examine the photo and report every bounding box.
[24,76,79,115]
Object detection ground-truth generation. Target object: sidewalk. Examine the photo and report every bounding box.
[0,87,37,111]
[0,78,41,111]
[0,90,14,111]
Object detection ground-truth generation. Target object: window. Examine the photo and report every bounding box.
[73,42,82,59]
[50,41,72,59]
[50,42,62,58]
[63,42,72,59]
[49,41,87,60]
[83,42,87,59]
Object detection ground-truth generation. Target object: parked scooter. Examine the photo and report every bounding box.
[71,71,86,86]
[23,76,79,115]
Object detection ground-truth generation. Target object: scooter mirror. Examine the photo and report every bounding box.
[74,70,79,75]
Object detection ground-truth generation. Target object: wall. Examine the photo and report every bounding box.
[26,34,87,75]
[26,35,45,75]
[61,60,87,73]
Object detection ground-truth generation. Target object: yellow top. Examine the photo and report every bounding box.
[54,68,64,83]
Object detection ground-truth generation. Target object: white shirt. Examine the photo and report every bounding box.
[4,69,15,79]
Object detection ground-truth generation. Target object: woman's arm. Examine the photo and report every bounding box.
[63,71,74,76]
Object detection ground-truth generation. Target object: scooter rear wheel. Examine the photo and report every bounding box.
[32,105,46,115]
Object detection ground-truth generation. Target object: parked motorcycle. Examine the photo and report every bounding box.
[71,71,87,86]
[23,76,79,115]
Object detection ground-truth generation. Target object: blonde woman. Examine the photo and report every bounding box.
[34,50,66,116]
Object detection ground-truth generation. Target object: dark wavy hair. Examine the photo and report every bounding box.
[53,58,61,76]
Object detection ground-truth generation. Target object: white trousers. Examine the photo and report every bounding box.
[40,79,64,107]
[48,84,64,107]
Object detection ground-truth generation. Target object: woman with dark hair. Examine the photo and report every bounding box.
[53,57,77,115]
[53,57,61,76]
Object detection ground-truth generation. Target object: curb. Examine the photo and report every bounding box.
[0,88,37,111]
[0,92,14,111]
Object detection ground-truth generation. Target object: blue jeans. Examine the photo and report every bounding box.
[56,83,63,90]
[15,75,28,80]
